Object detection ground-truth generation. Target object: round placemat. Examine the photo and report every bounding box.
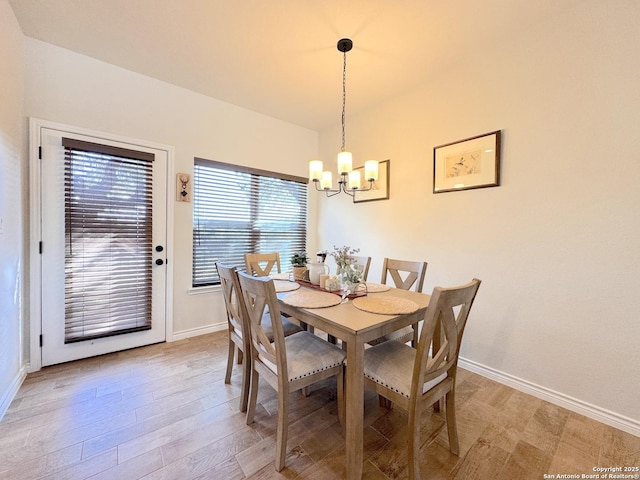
[281,290,342,309]
[273,280,301,293]
[270,273,291,281]
[352,296,419,315]
[365,282,391,293]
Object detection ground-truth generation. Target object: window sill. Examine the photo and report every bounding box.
[188,285,222,295]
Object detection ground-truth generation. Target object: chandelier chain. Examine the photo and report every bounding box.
[341,50,347,152]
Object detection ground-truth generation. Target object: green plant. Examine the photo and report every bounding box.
[290,252,309,267]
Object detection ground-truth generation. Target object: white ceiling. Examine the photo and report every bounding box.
[9,0,578,130]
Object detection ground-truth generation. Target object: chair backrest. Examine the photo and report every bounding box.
[244,252,282,277]
[237,272,288,380]
[337,255,371,281]
[380,258,427,292]
[412,279,481,398]
[216,263,250,347]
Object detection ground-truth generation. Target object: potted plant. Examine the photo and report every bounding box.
[290,252,309,280]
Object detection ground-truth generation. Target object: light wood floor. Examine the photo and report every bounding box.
[1,331,638,479]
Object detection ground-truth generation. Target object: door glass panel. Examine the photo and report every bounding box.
[63,140,153,343]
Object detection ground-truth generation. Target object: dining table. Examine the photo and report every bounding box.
[276,282,431,479]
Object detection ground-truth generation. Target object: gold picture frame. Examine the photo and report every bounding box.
[433,130,501,193]
[353,159,390,203]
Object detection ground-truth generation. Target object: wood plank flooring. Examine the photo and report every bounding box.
[1,331,638,479]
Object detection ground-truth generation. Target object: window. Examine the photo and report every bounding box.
[192,158,308,287]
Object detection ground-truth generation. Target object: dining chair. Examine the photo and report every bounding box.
[237,272,346,472]
[336,254,371,281]
[244,252,281,277]
[368,258,428,346]
[216,263,302,413]
[244,251,312,336]
[363,278,481,480]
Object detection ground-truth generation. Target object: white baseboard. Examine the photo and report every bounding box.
[171,322,227,341]
[0,366,27,422]
[458,357,640,437]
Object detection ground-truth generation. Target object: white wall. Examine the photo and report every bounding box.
[24,38,318,342]
[315,0,640,432]
[8,0,639,436]
[0,0,26,417]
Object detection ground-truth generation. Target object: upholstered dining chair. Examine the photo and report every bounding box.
[244,251,311,336]
[216,263,302,412]
[363,278,481,480]
[237,272,346,472]
[244,252,281,277]
[368,258,428,346]
[336,254,371,281]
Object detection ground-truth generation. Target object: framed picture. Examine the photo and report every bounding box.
[353,159,390,203]
[433,130,501,193]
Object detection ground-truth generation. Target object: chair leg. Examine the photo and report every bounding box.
[239,350,250,413]
[407,405,422,480]
[378,395,393,409]
[275,387,289,472]
[237,348,243,365]
[445,390,460,455]
[246,366,259,425]
[337,369,345,428]
[224,340,234,384]
[411,322,419,348]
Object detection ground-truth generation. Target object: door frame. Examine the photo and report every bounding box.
[29,118,175,372]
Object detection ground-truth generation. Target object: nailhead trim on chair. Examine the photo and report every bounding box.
[290,362,344,380]
[365,373,410,397]
[284,332,346,382]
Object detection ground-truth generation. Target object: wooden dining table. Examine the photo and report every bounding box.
[277,284,431,479]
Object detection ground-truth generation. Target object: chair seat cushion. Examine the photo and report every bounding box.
[364,340,446,398]
[282,332,346,382]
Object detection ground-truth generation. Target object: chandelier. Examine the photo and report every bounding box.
[309,38,379,197]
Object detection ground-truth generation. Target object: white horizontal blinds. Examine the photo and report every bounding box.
[193,158,308,286]
[63,138,154,343]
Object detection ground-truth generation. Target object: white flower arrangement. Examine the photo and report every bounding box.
[330,245,363,283]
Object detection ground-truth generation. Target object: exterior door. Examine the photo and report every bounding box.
[39,125,168,366]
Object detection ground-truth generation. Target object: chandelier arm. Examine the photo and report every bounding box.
[354,180,375,192]
[325,188,344,198]
[342,179,375,196]
[312,180,340,194]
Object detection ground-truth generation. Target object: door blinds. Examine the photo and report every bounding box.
[63,138,154,343]
[192,158,308,286]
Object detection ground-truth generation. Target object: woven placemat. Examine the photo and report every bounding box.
[365,282,391,293]
[352,296,419,315]
[273,280,301,293]
[281,290,342,309]
[269,273,291,280]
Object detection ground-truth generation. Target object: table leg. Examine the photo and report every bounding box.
[344,337,364,479]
